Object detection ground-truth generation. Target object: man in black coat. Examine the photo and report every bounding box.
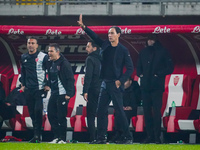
[82,40,101,144]
[47,43,75,144]
[137,35,174,144]
[78,14,134,144]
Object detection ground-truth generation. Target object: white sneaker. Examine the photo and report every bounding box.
[49,138,59,144]
[57,140,66,144]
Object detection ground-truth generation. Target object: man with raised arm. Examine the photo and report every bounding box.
[78,14,134,144]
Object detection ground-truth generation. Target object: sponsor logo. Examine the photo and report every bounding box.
[45,29,62,35]
[191,26,200,33]
[35,58,39,62]
[173,76,180,86]
[75,28,86,35]
[121,28,131,34]
[8,28,24,35]
[71,63,85,74]
[152,26,170,34]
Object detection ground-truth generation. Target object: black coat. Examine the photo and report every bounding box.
[5,87,26,106]
[137,41,174,91]
[48,54,75,97]
[84,27,134,88]
[83,49,101,94]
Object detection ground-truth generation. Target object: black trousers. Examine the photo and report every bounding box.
[142,90,163,139]
[0,102,15,120]
[115,110,134,132]
[47,95,68,141]
[97,81,132,140]
[25,88,44,137]
[87,88,99,141]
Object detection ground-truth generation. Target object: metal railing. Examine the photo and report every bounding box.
[0,0,200,5]
[0,0,199,16]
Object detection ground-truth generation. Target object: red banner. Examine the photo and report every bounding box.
[0,25,200,35]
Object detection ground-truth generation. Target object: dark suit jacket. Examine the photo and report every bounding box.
[84,27,134,89]
[137,41,174,91]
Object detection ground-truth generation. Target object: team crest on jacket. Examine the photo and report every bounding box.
[81,76,84,86]
[173,76,180,86]
[57,66,60,71]
[35,58,39,62]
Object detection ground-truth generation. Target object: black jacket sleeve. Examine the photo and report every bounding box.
[42,55,50,87]
[136,52,143,77]
[83,57,94,94]
[119,48,134,85]
[157,49,174,77]
[84,27,104,47]
[60,60,75,98]
[20,55,26,87]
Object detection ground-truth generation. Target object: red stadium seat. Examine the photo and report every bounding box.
[14,105,46,131]
[170,75,200,132]
[160,74,192,132]
[75,105,114,132]
[132,74,192,133]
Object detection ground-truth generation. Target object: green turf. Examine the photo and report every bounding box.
[0,143,200,150]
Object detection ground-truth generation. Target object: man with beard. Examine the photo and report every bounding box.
[82,40,101,144]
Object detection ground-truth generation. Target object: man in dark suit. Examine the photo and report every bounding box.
[78,14,134,144]
[137,35,174,144]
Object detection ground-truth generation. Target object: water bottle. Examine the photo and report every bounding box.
[171,101,176,107]
[140,100,143,106]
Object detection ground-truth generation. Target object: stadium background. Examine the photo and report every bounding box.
[1,0,200,144]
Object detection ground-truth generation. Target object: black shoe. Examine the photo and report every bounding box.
[116,139,133,144]
[109,133,121,143]
[89,140,96,144]
[155,138,162,144]
[29,136,40,143]
[95,139,107,144]
[142,137,154,144]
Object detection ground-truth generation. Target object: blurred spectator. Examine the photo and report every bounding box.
[0,81,14,129]
[5,84,26,106]
[0,82,26,129]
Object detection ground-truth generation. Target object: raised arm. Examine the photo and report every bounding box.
[77,14,104,47]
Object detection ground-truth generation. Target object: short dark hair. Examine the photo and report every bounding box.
[147,34,158,41]
[27,36,38,43]
[110,26,121,34]
[48,43,61,52]
[88,40,99,49]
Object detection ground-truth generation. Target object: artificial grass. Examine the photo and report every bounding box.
[0,143,200,150]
